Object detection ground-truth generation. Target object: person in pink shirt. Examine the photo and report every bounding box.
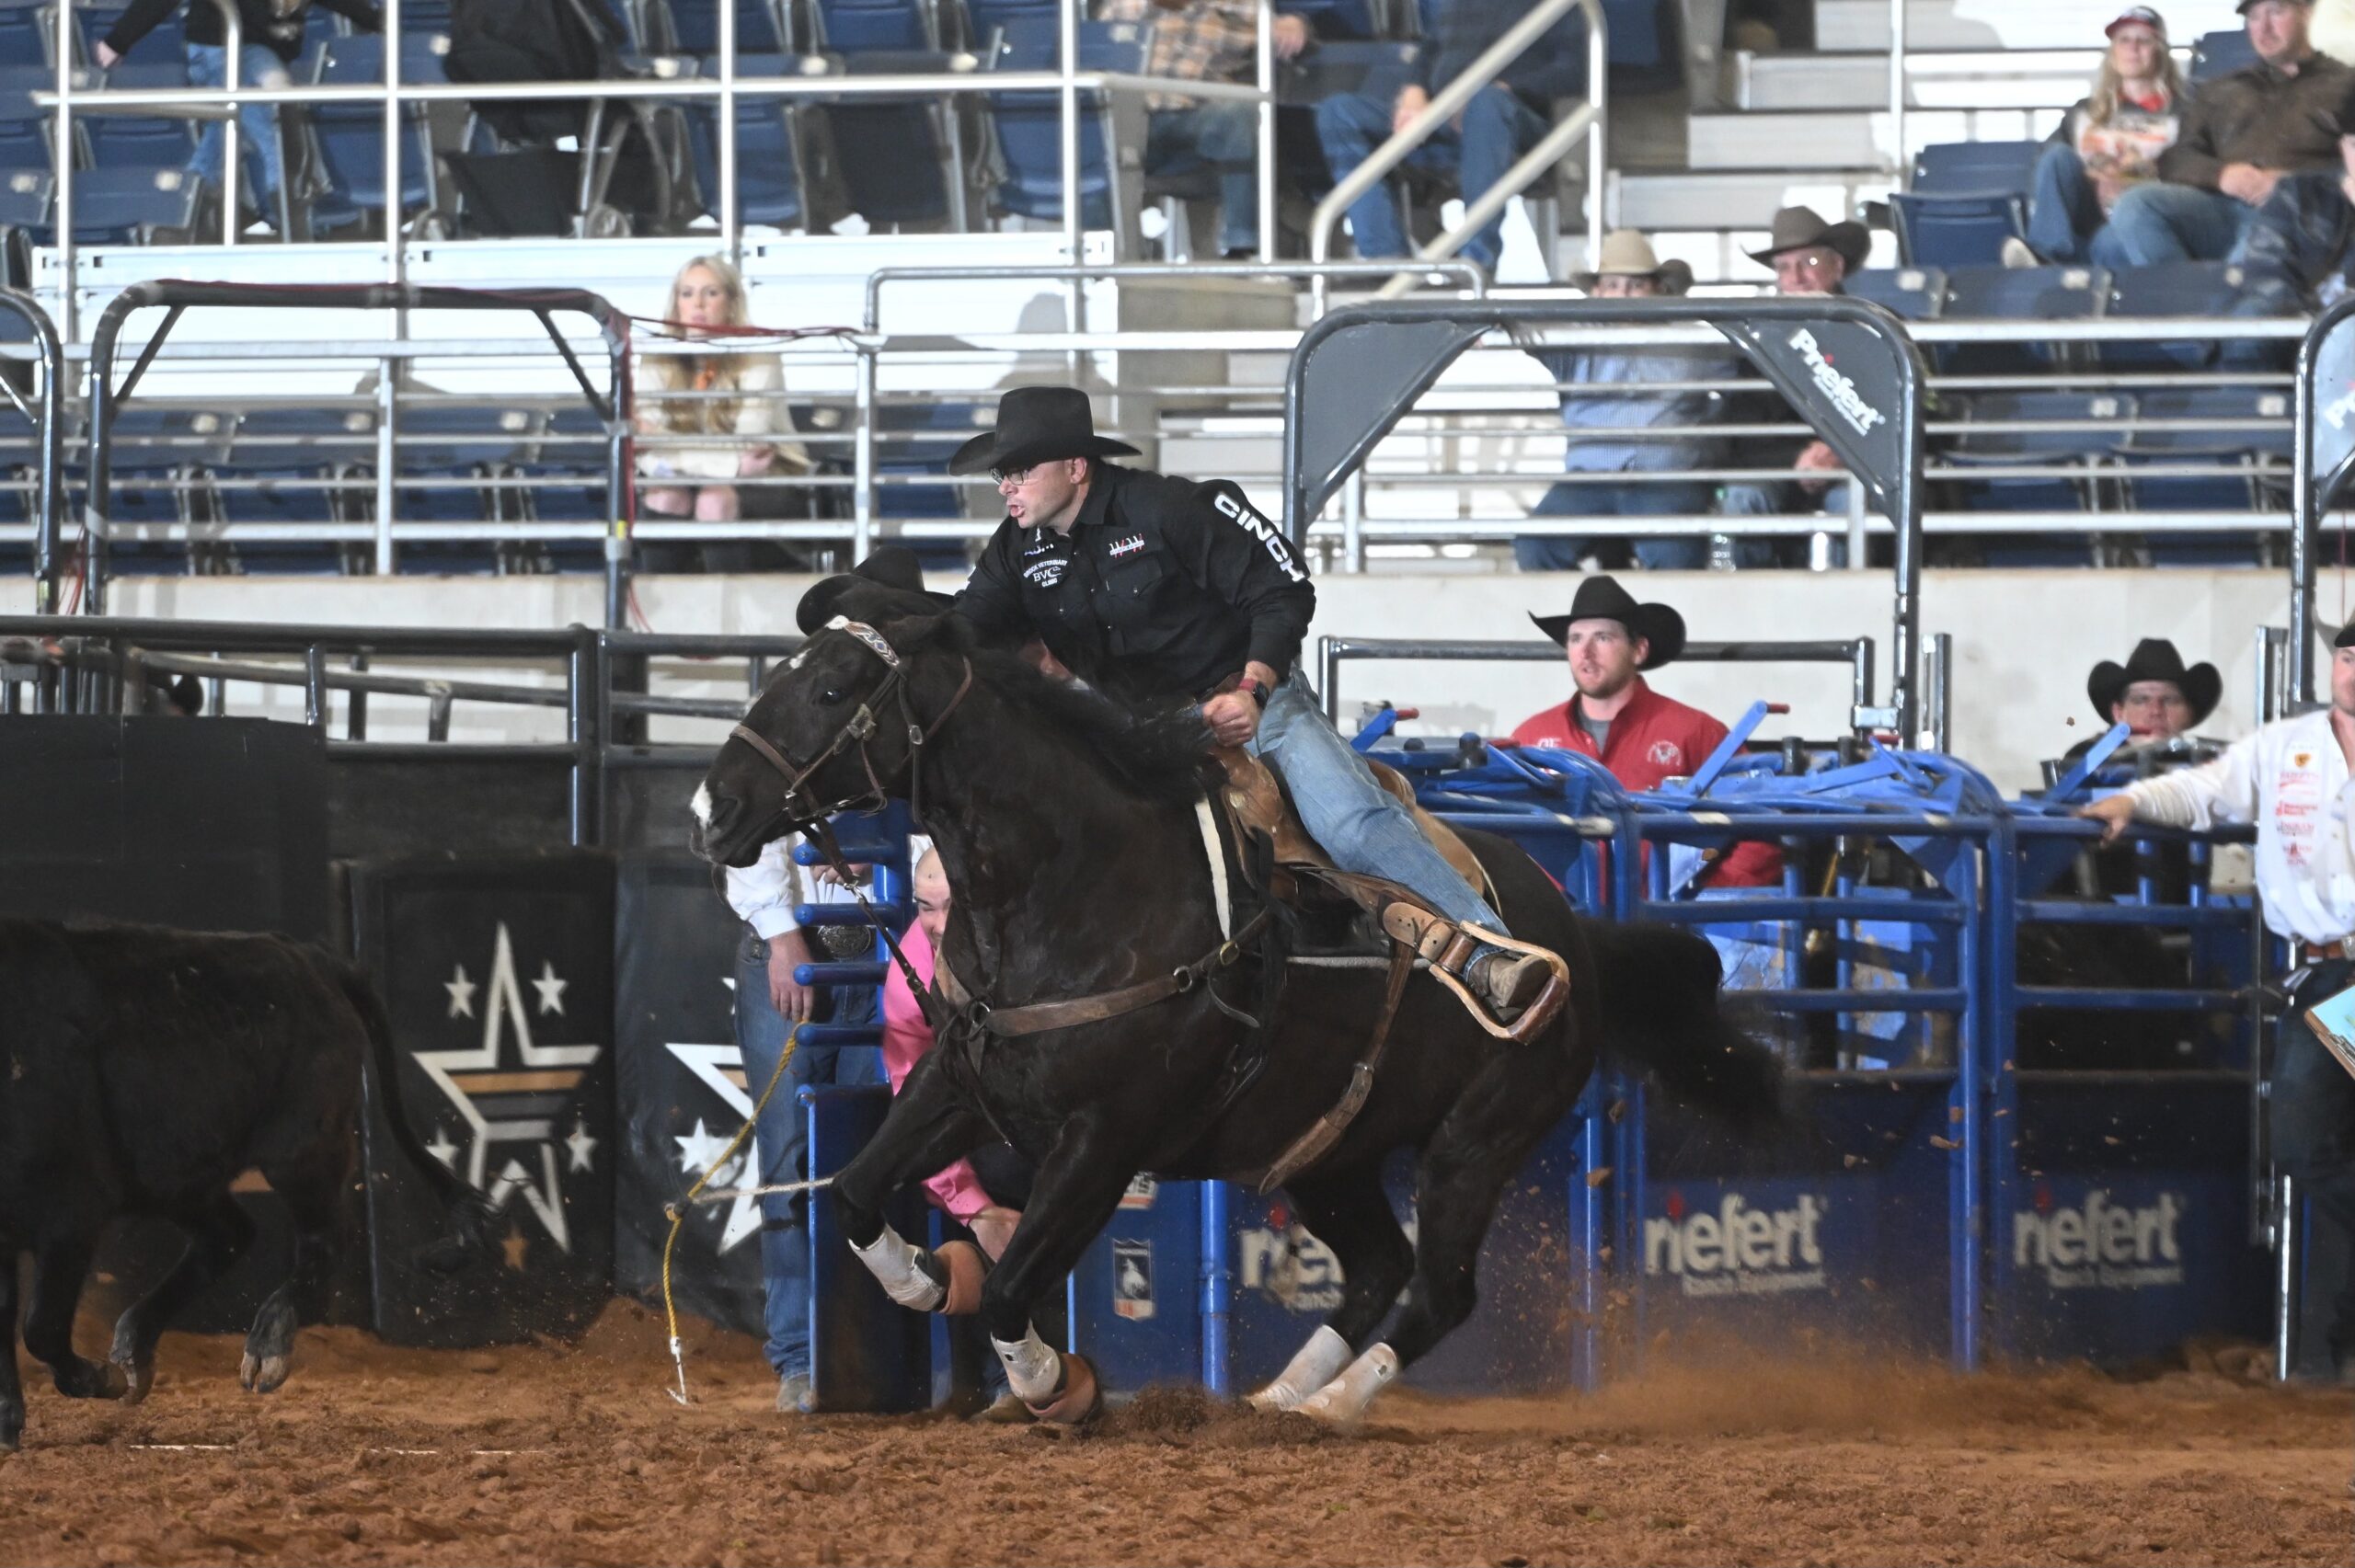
[879,851,1021,1257]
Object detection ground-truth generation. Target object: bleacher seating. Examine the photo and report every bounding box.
[2103,261,2250,371]
[983,18,1141,230]
[305,34,443,237]
[1939,262,2105,375]
[1844,266,1944,321]
[2188,27,2255,82]
[684,52,807,229]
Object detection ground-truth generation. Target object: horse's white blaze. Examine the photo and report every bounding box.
[689,782,714,828]
[992,1326,1062,1404]
[1247,1324,1352,1413]
[1295,1343,1398,1427]
[850,1223,946,1311]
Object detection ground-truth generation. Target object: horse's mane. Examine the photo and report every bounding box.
[964,644,1220,809]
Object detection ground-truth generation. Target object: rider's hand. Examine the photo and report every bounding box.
[767,929,815,1022]
[1202,691,1261,748]
[2078,794,2141,844]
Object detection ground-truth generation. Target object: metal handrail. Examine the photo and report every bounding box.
[1372,0,1606,303]
[1307,0,1596,315]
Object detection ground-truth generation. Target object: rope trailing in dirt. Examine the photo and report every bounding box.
[658,1022,799,1406]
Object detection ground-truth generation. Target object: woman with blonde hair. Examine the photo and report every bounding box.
[2006,7,2185,266]
[636,255,810,531]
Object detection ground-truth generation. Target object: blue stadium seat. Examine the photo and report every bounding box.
[208,406,370,574]
[0,0,53,67]
[874,399,984,549]
[1939,262,2106,375]
[1890,190,2024,269]
[813,0,932,50]
[1844,266,1946,321]
[663,0,787,52]
[685,52,807,227]
[1944,390,2127,565]
[0,65,55,170]
[822,49,965,226]
[1911,139,2042,197]
[0,165,50,232]
[98,405,234,572]
[69,163,198,242]
[2101,259,2246,370]
[306,34,442,236]
[962,0,1057,47]
[2116,384,2289,566]
[2189,27,2254,82]
[983,18,1140,228]
[1600,0,1673,89]
[86,60,197,172]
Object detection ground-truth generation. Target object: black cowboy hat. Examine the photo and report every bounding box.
[1528,574,1687,670]
[1746,204,1872,274]
[2086,637,2221,727]
[795,544,955,636]
[947,385,1141,477]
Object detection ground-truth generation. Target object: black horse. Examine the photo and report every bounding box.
[691,596,1780,1425]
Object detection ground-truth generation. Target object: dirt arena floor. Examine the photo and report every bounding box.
[5,1301,2350,1568]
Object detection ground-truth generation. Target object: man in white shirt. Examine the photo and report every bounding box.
[2084,625,2355,1383]
[724,832,887,1413]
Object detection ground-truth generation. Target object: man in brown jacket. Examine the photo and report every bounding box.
[2097,0,2355,307]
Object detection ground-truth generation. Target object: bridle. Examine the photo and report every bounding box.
[722,614,974,1029]
[726,615,974,831]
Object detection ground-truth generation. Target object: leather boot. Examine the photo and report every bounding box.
[1465,949,1550,1024]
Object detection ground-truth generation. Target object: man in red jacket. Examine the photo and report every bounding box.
[1509,575,1781,887]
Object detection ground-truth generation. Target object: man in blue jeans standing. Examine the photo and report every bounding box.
[1313,0,1587,274]
[725,833,885,1413]
[98,0,385,234]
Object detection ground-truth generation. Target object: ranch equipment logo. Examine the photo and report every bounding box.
[1786,328,1886,437]
[1112,1241,1155,1321]
[2012,1185,2185,1290]
[1119,1174,1157,1210]
[414,921,602,1265]
[1238,1219,1349,1314]
[1643,1189,1828,1298]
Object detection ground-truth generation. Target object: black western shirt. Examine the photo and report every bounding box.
[954,463,1316,708]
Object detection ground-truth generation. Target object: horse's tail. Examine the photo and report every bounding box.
[1586,921,1786,1129]
[337,962,498,1272]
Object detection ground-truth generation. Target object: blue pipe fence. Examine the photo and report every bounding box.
[794,725,2280,1407]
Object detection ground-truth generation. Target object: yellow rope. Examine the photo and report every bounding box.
[661,1020,799,1405]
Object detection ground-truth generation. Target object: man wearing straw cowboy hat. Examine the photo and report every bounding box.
[946,384,1557,1021]
[1518,229,1747,573]
[1716,205,1873,560]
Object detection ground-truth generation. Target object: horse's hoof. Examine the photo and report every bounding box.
[239,1351,290,1394]
[93,1361,129,1402]
[936,1240,988,1316]
[112,1353,151,1407]
[1025,1353,1101,1425]
[1294,1343,1398,1431]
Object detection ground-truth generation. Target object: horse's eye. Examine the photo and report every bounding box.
[818,687,845,707]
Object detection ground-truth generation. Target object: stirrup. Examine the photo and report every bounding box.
[1382,904,1570,1042]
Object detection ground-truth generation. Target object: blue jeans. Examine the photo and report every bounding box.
[185,42,286,213]
[734,927,885,1379]
[1248,677,1506,938]
[1717,476,1849,566]
[2026,142,2105,265]
[1520,476,1734,571]
[1312,86,1547,271]
[1146,103,1260,254]
[2094,180,2251,268]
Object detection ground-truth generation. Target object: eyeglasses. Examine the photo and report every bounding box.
[991,464,1034,486]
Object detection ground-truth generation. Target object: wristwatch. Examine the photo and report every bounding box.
[1235,675,1269,708]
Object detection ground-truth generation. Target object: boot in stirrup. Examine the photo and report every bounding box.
[1465,948,1551,1025]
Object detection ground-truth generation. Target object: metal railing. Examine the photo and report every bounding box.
[1306,0,1604,314]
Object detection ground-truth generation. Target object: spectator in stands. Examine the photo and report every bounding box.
[2083,637,2219,747]
[1094,0,1312,258]
[2083,624,2355,1385]
[2004,7,2185,268]
[2097,0,2355,311]
[1510,575,1780,887]
[636,257,810,538]
[1517,229,1748,572]
[1716,206,1867,554]
[1313,0,1587,274]
[97,0,385,235]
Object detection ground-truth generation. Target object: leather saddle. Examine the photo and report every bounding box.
[1211,747,1489,909]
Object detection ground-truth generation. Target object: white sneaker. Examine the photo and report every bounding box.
[1999,236,2038,269]
[776,1372,813,1413]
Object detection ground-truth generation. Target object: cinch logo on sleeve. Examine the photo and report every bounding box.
[2012,1186,2184,1290]
[1212,490,1309,584]
[1642,1190,1827,1297]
